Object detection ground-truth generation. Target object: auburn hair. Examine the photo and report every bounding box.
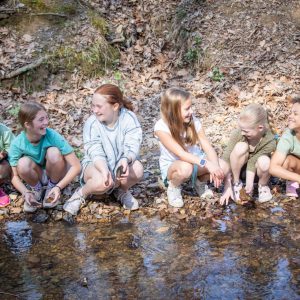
[18,101,46,129]
[160,87,198,149]
[94,84,133,111]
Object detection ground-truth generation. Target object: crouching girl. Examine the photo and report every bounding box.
[270,96,300,197]
[221,103,276,205]
[9,102,81,212]
[63,84,143,215]
[0,123,14,207]
[154,87,231,208]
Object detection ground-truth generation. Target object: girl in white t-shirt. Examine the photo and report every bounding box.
[154,87,232,207]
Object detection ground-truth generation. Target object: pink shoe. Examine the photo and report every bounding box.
[286,181,299,197]
[0,188,10,207]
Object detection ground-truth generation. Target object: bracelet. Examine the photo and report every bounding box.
[54,185,62,192]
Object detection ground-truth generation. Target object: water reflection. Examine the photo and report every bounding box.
[0,203,299,299]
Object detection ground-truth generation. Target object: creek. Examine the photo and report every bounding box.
[1,200,300,299]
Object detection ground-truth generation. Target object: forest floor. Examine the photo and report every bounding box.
[0,0,300,223]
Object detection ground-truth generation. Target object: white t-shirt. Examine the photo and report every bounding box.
[154,117,202,177]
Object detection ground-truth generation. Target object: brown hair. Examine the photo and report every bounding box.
[18,101,46,129]
[94,84,133,111]
[239,103,276,134]
[160,87,198,149]
[290,95,300,104]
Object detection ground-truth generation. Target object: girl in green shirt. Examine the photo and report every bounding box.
[221,104,276,205]
[9,102,81,213]
[0,123,14,207]
[270,96,300,197]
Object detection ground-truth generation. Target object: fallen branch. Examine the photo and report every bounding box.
[0,291,20,299]
[1,56,47,80]
[30,13,67,18]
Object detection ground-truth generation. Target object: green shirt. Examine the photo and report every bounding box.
[276,129,300,158]
[0,123,14,152]
[9,128,73,167]
[222,128,276,172]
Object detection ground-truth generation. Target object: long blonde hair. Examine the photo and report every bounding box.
[239,103,276,134]
[160,87,198,149]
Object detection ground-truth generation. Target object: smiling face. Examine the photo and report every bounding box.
[288,103,300,131]
[26,109,49,137]
[238,119,263,141]
[181,98,193,124]
[92,93,119,125]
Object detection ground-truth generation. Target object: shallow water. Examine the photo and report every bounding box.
[1,202,300,299]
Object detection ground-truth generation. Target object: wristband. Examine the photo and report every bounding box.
[199,158,207,167]
[55,185,62,192]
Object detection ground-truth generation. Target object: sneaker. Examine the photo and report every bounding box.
[113,189,139,210]
[42,188,59,209]
[286,181,299,197]
[23,189,43,213]
[167,184,184,208]
[258,185,272,203]
[63,188,85,216]
[233,181,243,202]
[0,188,10,208]
[195,179,214,199]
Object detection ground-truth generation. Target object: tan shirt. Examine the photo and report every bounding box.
[222,128,276,172]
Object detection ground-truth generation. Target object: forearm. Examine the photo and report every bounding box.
[270,164,300,182]
[205,148,219,165]
[177,150,204,166]
[56,165,81,189]
[11,176,29,195]
[245,170,255,191]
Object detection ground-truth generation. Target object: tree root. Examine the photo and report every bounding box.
[1,56,47,80]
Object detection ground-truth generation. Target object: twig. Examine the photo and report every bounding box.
[1,56,47,80]
[30,13,67,18]
[0,291,20,299]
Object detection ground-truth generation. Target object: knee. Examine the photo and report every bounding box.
[257,156,270,173]
[91,179,112,194]
[46,147,63,164]
[232,142,249,156]
[176,163,193,180]
[132,162,144,181]
[17,157,34,174]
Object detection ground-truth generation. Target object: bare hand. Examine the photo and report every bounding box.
[245,185,253,195]
[46,186,61,203]
[24,191,42,207]
[219,187,233,206]
[116,158,129,181]
[102,168,113,188]
[206,161,224,188]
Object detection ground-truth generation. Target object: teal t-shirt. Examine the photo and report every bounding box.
[0,123,15,152]
[9,128,73,167]
[276,129,300,158]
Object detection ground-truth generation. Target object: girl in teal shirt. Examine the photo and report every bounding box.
[9,102,81,212]
[0,123,14,207]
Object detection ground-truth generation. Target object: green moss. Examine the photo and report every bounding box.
[48,39,119,77]
[21,0,48,11]
[20,0,77,14]
[88,11,108,35]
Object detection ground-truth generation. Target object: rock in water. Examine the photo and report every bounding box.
[63,212,76,225]
[32,210,49,223]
